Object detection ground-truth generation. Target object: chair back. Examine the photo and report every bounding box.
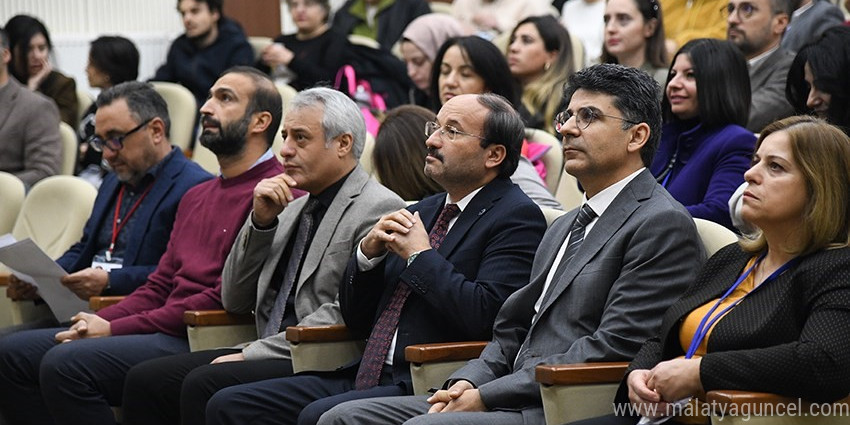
[540,207,567,228]
[525,128,563,193]
[0,172,26,234]
[77,87,94,122]
[248,36,273,62]
[693,218,738,256]
[151,82,197,152]
[59,122,78,175]
[359,133,376,178]
[12,176,97,259]
[554,170,583,211]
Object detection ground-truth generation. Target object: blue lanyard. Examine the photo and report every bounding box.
[684,253,797,359]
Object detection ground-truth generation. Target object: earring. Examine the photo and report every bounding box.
[544,62,551,71]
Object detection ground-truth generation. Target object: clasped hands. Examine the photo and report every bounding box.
[627,358,703,418]
[360,209,431,261]
[54,312,111,343]
[426,380,486,414]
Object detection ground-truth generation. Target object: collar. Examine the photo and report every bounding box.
[446,186,484,213]
[792,1,814,20]
[125,146,177,191]
[748,44,780,68]
[220,148,275,178]
[583,167,645,217]
[312,168,354,210]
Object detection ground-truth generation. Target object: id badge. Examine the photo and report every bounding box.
[92,254,123,272]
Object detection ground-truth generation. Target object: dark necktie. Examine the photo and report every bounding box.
[548,203,597,284]
[354,203,461,390]
[261,197,321,338]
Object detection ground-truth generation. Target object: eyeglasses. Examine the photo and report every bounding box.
[721,2,759,20]
[425,121,484,142]
[88,118,153,152]
[554,107,639,132]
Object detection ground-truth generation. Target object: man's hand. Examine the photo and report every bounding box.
[385,211,431,260]
[646,358,703,402]
[54,312,111,342]
[627,369,668,418]
[252,173,299,227]
[210,352,245,364]
[426,380,485,413]
[6,274,39,301]
[61,268,109,300]
[261,43,294,67]
[360,209,420,259]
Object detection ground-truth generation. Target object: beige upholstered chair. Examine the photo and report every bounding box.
[151,82,196,152]
[693,218,738,256]
[554,170,583,211]
[525,128,563,193]
[0,172,25,235]
[59,122,78,176]
[248,36,274,62]
[359,133,377,178]
[540,206,566,227]
[77,87,94,123]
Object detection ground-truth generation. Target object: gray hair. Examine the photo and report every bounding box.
[288,87,366,159]
[96,81,171,138]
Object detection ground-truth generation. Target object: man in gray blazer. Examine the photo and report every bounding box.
[121,87,406,425]
[318,64,706,425]
[726,0,796,133]
[781,0,844,53]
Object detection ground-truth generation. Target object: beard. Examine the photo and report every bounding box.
[199,114,250,156]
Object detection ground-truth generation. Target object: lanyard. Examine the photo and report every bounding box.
[684,252,797,359]
[107,182,154,261]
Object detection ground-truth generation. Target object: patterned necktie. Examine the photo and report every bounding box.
[354,203,462,390]
[261,197,321,338]
[548,203,597,284]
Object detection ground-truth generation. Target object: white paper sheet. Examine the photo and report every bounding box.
[0,235,90,321]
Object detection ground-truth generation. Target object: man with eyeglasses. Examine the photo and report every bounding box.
[0,27,61,189]
[200,92,547,425]
[725,0,795,133]
[317,63,704,425]
[0,67,285,425]
[5,81,211,334]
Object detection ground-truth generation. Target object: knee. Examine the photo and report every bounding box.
[125,360,159,395]
[297,401,327,425]
[39,342,78,386]
[315,402,362,425]
[205,386,243,424]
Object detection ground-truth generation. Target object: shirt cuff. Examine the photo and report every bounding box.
[356,239,387,271]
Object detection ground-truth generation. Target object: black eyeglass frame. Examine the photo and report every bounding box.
[553,107,640,132]
[88,117,154,152]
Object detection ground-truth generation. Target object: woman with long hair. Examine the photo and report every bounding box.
[600,0,668,85]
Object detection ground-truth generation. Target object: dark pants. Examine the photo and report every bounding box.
[206,366,407,425]
[122,348,294,425]
[566,414,689,425]
[0,327,188,425]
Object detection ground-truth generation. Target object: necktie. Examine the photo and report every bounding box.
[354,203,461,390]
[548,203,597,285]
[261,197,321,338]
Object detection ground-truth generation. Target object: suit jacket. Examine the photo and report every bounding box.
[747,48,795,133]
[781,0,845,53]
[0,78,62,189]
[340,177,547,390]
[616,244,850,406]
[55,149,212,295]
[222,166,406,361]
[450,170,705,425]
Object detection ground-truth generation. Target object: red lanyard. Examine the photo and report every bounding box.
[107,182,154,261]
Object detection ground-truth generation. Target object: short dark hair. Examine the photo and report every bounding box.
[477,93,524,178]
[89,36,139,85]
[97,81,172,138]
[601,0,667,69]
[429,36,521,112]
[564,63,662,167]
[220,66,282,147]
[0,28,8,50]
[662,38,750,128]
[179,0,223,15]
[4,15,52,83]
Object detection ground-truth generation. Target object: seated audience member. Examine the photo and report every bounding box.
[318,63,705,425]
[601,0,669,86]
[507,15,575,133]
[659,0,725,53]
[258,0,347,90]
[0,27,61,189]
[561,0,605,66]
[781,0,844,53]
[152,0,254,108]
[4,14,78,127]
[726,0,795,133]
[203,93,548,425]
[4,81,211,334]
[451,0,552,37]
[121,87,405,425]
[399,13,466,107]
[651,39,755,230]
[372,105,443,201]
[571,116,850,425]
[332,0,431,51]
[77,35,141,184]
[0,66,286,425]
[430,36,562,208]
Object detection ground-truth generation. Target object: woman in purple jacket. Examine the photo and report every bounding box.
[651,38,756,230]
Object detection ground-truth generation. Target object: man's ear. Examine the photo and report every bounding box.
[627,122,650,154]
[251,111,273,135]
[335,132,353,157]
[484,144,507,171]
[148,117,168,145]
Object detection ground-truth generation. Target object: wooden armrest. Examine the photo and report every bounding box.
[404,342,488,364]
[0,272,10,286]
[285,325,357,343]
[183,310,254,326]
[706,390,850,414]
[89,296,126,310]
[535,362,630,386]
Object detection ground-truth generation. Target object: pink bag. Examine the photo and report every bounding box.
[334,65,386,136]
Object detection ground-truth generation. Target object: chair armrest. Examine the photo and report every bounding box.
[535,362,630,385]
[404,342,488,364]
[183,310,254,326]
[89,296,126,311]
[285,325,357,343]
[0,272,9,286]
[706,390,850,413]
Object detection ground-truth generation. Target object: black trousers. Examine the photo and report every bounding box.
[122,348,293,425]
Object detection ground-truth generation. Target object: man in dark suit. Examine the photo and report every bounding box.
[318,64,706,425]
[203,93,548,425]
[5,81,211,331]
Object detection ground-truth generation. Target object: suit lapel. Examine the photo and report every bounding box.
[434,178,508,258]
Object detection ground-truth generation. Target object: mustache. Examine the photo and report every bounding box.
[201,115,221,128]
[427,147,443,162]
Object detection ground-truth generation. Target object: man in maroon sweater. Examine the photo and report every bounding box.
[0,66,290,425]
